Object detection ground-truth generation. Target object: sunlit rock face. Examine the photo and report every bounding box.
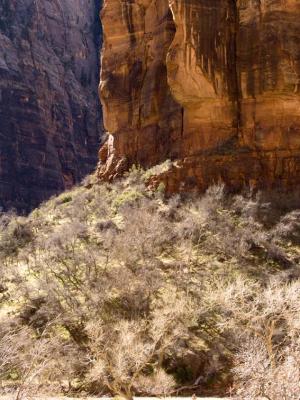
[98,0,300,192]
[98,0,183,180]
[0,0,102,211]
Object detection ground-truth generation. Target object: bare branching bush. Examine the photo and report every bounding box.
[0,167,299,397]
[86,290,195,399]
[234,336,300,400]
[272,210,300,243]
[0,213,33,259]
[0,323,81,399]
[208,277,300,399]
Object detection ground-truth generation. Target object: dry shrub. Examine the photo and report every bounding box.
[0,213,33,259]
[134,368,176,396]
[209,277,300,399]
[85,289,195,399]
[0,168,299,398]
[0,323,81,399]
[111,199,174,268]
[234,335,300,400]
[272,210,300,243]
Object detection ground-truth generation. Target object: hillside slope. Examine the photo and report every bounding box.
[0,169,299,398]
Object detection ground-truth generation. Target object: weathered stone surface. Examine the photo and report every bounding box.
[98,0,183,181]
[0,0,102,211]
[98,0,300,192]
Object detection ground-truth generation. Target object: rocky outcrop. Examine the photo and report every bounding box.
[0,0,102,211]
[98,0,300,193]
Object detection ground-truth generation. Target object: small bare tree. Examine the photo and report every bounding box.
[0,325,78,400]
[234,336,300,400]
[86,290,196,399]
[208,278,300,399]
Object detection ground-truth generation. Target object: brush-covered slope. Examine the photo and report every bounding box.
[98,0,300,192]
[0,169,300,398]
[0,0,102,211]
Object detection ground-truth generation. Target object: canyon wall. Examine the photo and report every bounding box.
[98,0,300,192]
[0,0,102,211]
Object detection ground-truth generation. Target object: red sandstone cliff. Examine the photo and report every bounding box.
[98,0,300,192]
[0,0,102,211]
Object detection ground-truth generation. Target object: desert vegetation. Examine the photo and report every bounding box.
[0,166,299,399]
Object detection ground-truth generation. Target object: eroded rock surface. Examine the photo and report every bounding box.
[0,0,102,210]
[98,0,300,192]
[98,0,182,180]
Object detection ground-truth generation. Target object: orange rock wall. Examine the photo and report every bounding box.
[98,0,300,192]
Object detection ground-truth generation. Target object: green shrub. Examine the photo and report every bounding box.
[111,188,143,211]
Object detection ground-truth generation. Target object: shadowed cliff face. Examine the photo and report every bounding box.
[98,0,300,192]
[0,0,102,211]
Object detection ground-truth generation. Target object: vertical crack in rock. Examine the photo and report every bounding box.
[227,0,242,136]
[122,0,137,47]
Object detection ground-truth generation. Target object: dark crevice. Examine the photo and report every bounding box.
[227,0,242,137]
[122,0,136,47]
[181,107,184,138]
